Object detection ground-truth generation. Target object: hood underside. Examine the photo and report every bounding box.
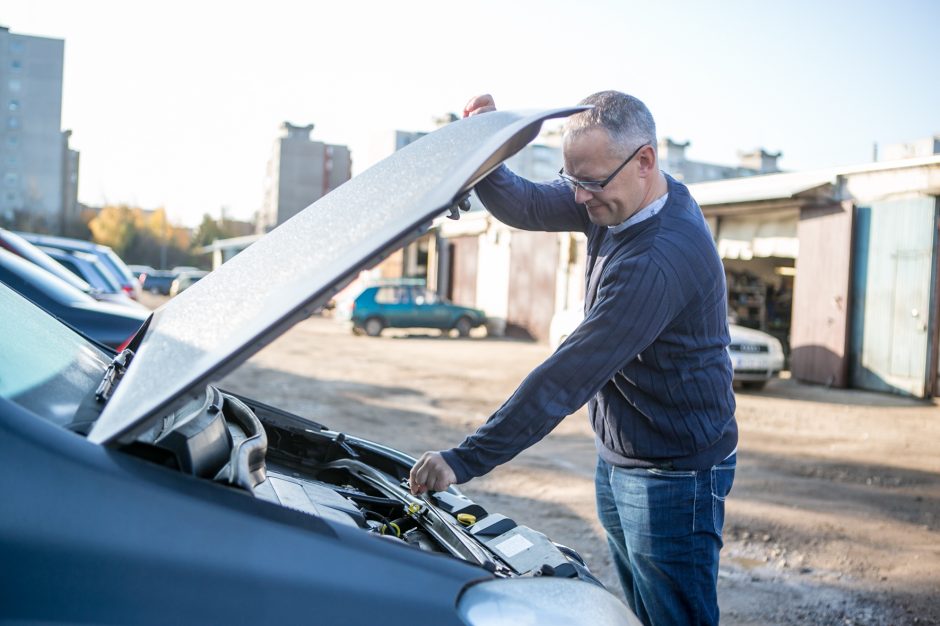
[89,107,588,445]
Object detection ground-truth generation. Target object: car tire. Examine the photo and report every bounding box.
[364,317,385,337]
[740,380,767,390]
[455,316,472,338]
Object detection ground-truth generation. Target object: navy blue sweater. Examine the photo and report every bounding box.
[441,166,737,483]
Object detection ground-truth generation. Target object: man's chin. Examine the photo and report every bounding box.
[585,205,612,226]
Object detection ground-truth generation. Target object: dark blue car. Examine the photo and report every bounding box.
[0,248,147,350]
[0,107,637,625]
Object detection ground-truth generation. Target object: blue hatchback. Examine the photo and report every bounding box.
[351,283,486,337]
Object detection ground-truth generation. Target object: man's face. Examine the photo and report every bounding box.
[562,127,651,227]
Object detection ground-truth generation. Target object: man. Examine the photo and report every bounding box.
[410,91,737,626]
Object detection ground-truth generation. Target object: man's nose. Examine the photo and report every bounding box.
[574,186,594,204]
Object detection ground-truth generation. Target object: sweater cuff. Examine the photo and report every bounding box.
[439,448,475,485]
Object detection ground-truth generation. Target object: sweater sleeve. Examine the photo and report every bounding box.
[441,255,686,483]
[474,165,591,234]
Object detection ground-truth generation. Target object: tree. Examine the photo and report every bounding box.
[191,213,228,249]
[88,204,136,255]
[87,204,196,269]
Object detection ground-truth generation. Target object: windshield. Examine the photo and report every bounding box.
[0,284,110,427]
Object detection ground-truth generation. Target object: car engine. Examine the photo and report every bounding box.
[130,385,598,584]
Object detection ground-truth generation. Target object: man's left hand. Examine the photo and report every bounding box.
[409,451,457,495]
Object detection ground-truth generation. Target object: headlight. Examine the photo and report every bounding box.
[457,578,642,626]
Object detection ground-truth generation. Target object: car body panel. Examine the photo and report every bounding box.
[89,107,588,446]
[0,395,482,625]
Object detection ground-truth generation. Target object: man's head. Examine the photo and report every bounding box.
[561,91,663,226]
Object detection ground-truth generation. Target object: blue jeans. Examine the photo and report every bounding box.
[595,454,736,626]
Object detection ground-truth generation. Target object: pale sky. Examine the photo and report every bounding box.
[4,0,938,226]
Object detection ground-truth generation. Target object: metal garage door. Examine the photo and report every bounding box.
[850,196,939,397]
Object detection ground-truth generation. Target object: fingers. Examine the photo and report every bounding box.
[409,451,457,495]
[409,452,431,494]
[463,94,496,118]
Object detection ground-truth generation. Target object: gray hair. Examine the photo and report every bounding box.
[564,91,657,157]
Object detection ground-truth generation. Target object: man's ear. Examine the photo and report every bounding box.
[637,145,657,176]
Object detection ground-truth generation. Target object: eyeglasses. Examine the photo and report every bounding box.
[558,142,650,193]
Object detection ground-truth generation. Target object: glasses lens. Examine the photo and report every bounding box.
[561,174,602,193]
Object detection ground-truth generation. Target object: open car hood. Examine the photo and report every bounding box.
[89,107,587,445]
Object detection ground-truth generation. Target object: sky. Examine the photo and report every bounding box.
[3,0,939,226]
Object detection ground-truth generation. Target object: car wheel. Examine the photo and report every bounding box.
[364,317,385,337]
[455,316,473,338]
[740,380,767,390]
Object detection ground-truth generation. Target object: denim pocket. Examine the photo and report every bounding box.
[710,458,736,535]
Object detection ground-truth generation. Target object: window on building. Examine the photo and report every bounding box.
[9,41,24,54]
[6,135,18,147]
[8,100,19,112]
[4,172,20,187]
[8,79,21,92]
[11,59,21,70]
[7,117,20,130]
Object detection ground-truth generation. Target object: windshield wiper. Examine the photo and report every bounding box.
[95,349,134,403]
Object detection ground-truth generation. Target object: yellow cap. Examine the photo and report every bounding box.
[457,513,476,526]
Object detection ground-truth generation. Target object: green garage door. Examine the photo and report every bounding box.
[851,196,938,397]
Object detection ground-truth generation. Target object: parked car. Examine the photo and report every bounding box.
[351,282,486,337]
[169,269,209,297]
[141,269,177,295]
[726,323,786,389]
[127,264,156,276]
[549,304,785,389]
[37,246,145,310]
[0,106,639,624]
[16,232,142,300]
[0,228,96,297]
[0,248,148,349]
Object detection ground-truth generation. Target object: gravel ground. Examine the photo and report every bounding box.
[144,293,940,626]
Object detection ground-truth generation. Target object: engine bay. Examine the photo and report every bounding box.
[128,385,597,584]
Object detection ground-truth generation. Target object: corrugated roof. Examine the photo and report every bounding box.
[688,154,940,207]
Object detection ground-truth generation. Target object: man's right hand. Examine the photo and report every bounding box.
[463,94,497,118]
[409,451,458,495]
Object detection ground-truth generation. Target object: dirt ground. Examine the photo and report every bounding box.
[201,307,939,625]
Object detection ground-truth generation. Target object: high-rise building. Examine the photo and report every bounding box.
[0,26,78,233]
[255,122,351,233]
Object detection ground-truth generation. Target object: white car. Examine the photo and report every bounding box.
[549,305,784,390]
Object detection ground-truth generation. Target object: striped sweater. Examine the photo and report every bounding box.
[441,166,737,482]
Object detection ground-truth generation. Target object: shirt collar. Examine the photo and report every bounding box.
[609,191,669,234]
